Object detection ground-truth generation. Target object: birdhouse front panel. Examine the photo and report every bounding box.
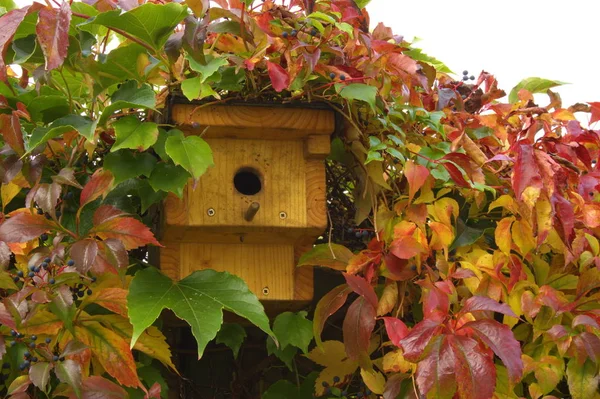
[159,103,334,305]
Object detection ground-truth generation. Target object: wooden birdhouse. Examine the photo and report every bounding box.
[159,101,334,308]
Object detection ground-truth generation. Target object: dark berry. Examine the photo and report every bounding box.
[56,211,62,217]
[322,381,329,387]
[35,267,41,273]
[59,357,65,361]
[91,276,97,282]
[44,257,51,263]
[77,291,85,298]
[37,208,44,215]
[28,272,35,278]
[23,351,30,358]
[29,265,36,271]
[29,342,35,349]
[310,28,317,36]
[49,278,55,284]
[67,260,75,266]
[65,191,73,200]
[45,213,51,220]
[462,70,468,75]
[361,230,369,237]
[347,227,354,233]
[30,335,37,341]
[462,75,469,81]
[31,357,38,362]
[16,270,23,277]
[333,376,340,383]
[10,341,17,347]
[52,355,59,362]
[290,29,297,36]
[282,31,289,38]
[355,231,362,238]
[365,388,372,395]
[17,333,23,339]
[40,262,48,269]
[13,276,20,282]
[469,75,475,81]
[18,363,26,371]
[10,330,16,337]
[45,338,51,344]
[340,75,346,81]
[329,72,336,79]
[2,363,9,369]
[86,289,92,295]
[410,265,417,271]
[40,233,48,241]
[77,284,84,290]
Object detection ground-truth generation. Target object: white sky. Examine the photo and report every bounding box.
[368,0,600,109]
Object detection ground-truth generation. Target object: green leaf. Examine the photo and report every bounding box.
[509,77,567,103]
[215,324,246,359]
[11,34,37,64]
[153,128,184,161]
[181,76,220,101]
[354,0,371,8]
[49,287,76,335]
[0,0,17,12]
[91,44,148,91]
[52,114,97,141]
[266,336,297,371]
[187,55,229,83]
[103,150,157,184]
[450,219,484,251]
[54,360,82,399]
[137,180,167,213]
[27,126,73,152]
[262,381,299,399]
[165,134,214,180]
[273,311,313,354]
[403,48,452,74]
[567,358,599,399]
[0,271,18,290]
[128,267,274,358]
[111,116,159,152]
[148,162,190,197]
[215,67,245,91]
[338,83,378,111]
[81,3,188,51]
[99,81,156,126]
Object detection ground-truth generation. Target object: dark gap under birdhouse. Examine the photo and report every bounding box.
[233,168,262,195]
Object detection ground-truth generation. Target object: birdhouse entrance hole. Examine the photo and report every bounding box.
[234,167,262,195]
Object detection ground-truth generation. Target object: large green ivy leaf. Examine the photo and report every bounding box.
[215,324,246,359]
[165,134,214,179]
[27,126,74,152]
[99,81,156,126]
[148,162,190,197]
[103,150,157,184]
[508,77,567,103]
[128,267,274,358]
[91,44,148,92]
[111,116,158,152]
[338,83,377,111]
[81,3,188,51]
[273,311,313,354]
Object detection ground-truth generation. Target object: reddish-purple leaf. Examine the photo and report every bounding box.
[462,319,523,383]
[383,373,407,399]
[448,335,496,399]
[343,273,378,309]
[80,169,114,208]
[404,160,429,203]
[29,362,53,391]
[92,205,129,227]
[313,284,351,348]
[551,193,575,243]
[342,296,376,368]
[266,61,289,92]
[459,296,516,318]
[90,216,161,250]
[573,332,600,364]
[383,317,409,347]
[0,212,54,243]
[441,161,472,188]
[70,239,99,273]
[415,335,457,399]
[79,376,128,399]
[93,238,129,273]
[36,2,71,71]
[0,5,42,82]
[0,113,25,156]
[572,314,600,329]
[512,143,542,201]
[399,318,443,362]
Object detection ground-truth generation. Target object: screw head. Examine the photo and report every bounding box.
[262,287,270,296]
[279,211,287,219]
[207,208,215,217]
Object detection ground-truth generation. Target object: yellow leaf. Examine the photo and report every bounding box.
[382,349,412,373]
[427,197,459,227]
[360,368,386,395]
[1,182,20,211]
[20,310,63,335]
[511,219,535,254]
[458,261,483,293]
[552,108,576,121]
[585,233,599,256]
[495,217,515,255]
[535,196,553,245]
[306,341,359,396]
[489,195,517,213]
[366,161,392,190]
[521,186,541,210]
[429,221,454,259]
[376,282,398,316]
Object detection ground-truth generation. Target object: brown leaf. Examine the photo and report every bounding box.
[313,284,351,349]
[343,296,376,369]
[80,169,114,208]
[0,212,55,243]
[36,2,71,71]
[70,239,99,273]
[0,113,25,156]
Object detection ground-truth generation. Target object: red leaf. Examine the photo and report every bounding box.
[399,318,443,362]
[419,280,450,318]
[551,193,575,243]
[36,2,71,71]
[389,236,421,259]
[589,102,600,124]
[80,376,128,399]
[342,296,376,368]
[266,61,289,92]
[93,238,129,273]
[343,273,378,309]
[382,317,409,347]
[313,284,351,348]
[70,239,99,273]
[572,315,600,329]
[0,212,54,243]
[0,302,16,330]
[80,169,115,208]
[512,143,542,201]
[91,288,128,317]
[573,332,600,364]
[448,335,496,399]
[90,216,161,250]
[0,113,25,156]
[93,205,128,226]
[0,5,41,82]
[404,160,429,203]
[415,335,457,398]
[462,319,523,383]
[387,53,419,75]
[145,382,162,399]
[441,161,472,187]
[458,296,516,318]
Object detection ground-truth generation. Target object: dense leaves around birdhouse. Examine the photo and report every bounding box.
[0,0,599,397]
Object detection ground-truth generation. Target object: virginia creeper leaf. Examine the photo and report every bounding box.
[36,2,71,71]
[111,116,159,152]
[165,134,214,180]
[80,169,114,208]
[98,81,156,126]
[273,311,313,354]
[90,215,161,250]
[297,243,354,270]
[0,212,55,243]
[415,335,457,399]
[342,296,376,369]
[70,239,98,273]
[313,284,351,349]
[54,360,82,398]
[382,317,409,347]
[29,361,52,391]
[80,376,128,399]
[566,358,599,399]
[404,160,429,203]
[215,323,246,359]
[448,335,496,399]
[399,318,443,362]
[343,273,378,309]
[509,77,567,103]
[339,83,377,111]
[266,61,289,92]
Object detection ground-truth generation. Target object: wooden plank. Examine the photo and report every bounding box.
[171,104,335,139]
[304,135,331,159]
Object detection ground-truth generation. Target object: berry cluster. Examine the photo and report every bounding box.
[347,227,370,239]
[462,70,475,81]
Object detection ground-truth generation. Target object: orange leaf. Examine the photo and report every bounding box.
[0,113,24,156]
[75,321,141,388]
[90,217,161,250]
[495,217,515,255]
[85,288,128,317]
[80,169,114,208]
[428,221,454,258]
[404,160,429,203]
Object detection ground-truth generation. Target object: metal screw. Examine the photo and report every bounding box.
[207,208,215,217]
[262,287,270,296]
[279,211,287,219]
